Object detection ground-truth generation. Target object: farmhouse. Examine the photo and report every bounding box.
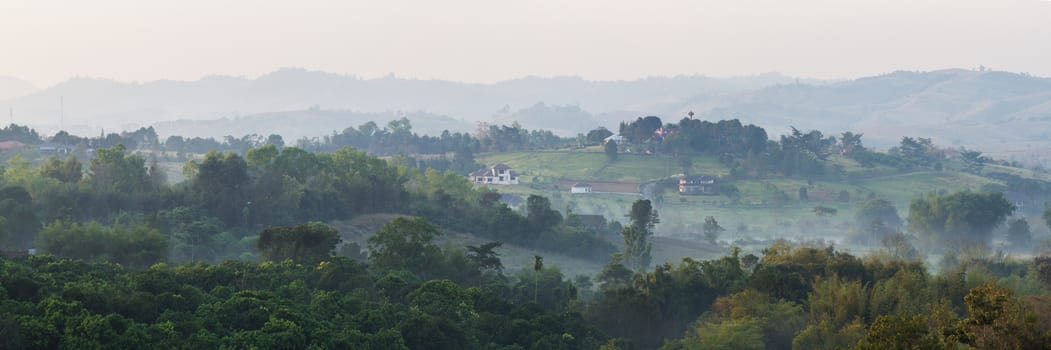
[570,183,593,194]
[469,163,520,185]
[679,175,717,195]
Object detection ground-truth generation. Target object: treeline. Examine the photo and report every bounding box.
[5,219,1051,349]
[0,141,614,264]
[0,218,606,349]
[615,116,984,179]
[1,118,573,161]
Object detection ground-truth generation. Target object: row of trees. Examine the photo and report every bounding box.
[1,138,615,263]
[611,116,968,180]
[9,212,1051,349]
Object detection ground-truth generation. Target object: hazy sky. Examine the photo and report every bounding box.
[2,0,1050,87]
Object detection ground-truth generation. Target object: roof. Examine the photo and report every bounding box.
[572,183,592,188]
[469,169,489,176]
[0,140,25,150]
[492,163,512,170]
[681,175,715,181]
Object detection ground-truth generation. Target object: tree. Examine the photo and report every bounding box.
[37,221,168,268]
[1044,203,1051,234]
[961,283,1047,349]
[586,127,614,145]
[466,241,503,288]
[703,216,725,244]
[960,148,986,174]
[533,255,544,303]
[0,186,40,248]
[257,222,341,264]
[1006,218,1032,251]
[605,140,618,161]
[839,131,865,156]
[853,199,902,244]
[677,155,693,175]
[40,156,83,183]
[188,151,249,226]
[88,144,150,193]
[367,217,444,275]
[856,313,940,350]
[526,195,562,232]
[622,200,658,272]
[798,186,809,201]
[907,191,1015,248]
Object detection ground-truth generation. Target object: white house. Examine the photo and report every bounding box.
[603,134,625,144]
[571,183,593,194]
[469,163,520,185]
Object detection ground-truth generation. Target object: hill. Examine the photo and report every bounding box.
[0,76,37,100]
[7,68,1051,164]
[0,68,796,136]
[476,149,1046,255]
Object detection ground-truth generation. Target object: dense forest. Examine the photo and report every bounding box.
[3,120,1051,349]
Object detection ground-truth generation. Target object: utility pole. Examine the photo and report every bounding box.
[60,96,64,131]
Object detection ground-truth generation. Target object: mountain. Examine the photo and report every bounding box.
[672,70,1051,160]
[0,68,801,136]
[4,68,1051,164]
[152,109,474,142]
[0,76,38,101]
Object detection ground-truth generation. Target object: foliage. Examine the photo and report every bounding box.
[703,216,724,244]
[907,191,1015,249]
[622,200,658,272]
[37,221,168,269]
[257,222,341,265]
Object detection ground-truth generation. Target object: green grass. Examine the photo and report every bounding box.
[478,151,730,183]
[472,150,1043,264]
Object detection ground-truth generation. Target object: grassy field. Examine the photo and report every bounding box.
[477,150,729,183]
[472,149,1038,263]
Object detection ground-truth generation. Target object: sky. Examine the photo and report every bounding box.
[2,0,1050,87]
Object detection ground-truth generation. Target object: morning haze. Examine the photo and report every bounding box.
[5,1,1051,349]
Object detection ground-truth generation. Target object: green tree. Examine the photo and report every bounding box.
[605,140,618,161]
[1043,203,1051,234]
[907,191,1015,249]
[257,222,341,264]
[703,216,724,244]
[533,254,544,303]
[37,221,168,268]
[586,127,614,145]
[798,186,808,201]
[188,151,249,226]
[526,195,562,232]
[853,199,902,244]
[88,144,150,193]
[0,186,40,248]
[855,313,941,350]
[1006,217,1032,251]
[466,241,503,288]
[622,200,659,272]
[367,217,444,275]
[40,156,83,183]
[677,155,693,175]
[961,283,1047,350]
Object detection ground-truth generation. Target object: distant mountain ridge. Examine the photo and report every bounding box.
[0,76,38,101]
[3,68,1051,163]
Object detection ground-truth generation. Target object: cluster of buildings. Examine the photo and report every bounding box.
[467,163,718,196]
